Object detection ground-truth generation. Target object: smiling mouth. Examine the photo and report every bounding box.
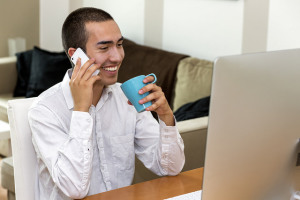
[102,66,118,72]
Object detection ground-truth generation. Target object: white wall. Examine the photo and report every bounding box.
[163,0,244,61]
[82,0,145,45]
[242,0,269,54]
[0,0,39,57]
[39,0,144,51]
[39,0,300,60]
[81,0,244,61]
[267,0,300,51]
[144,0,164,48]
[40,0,70,51]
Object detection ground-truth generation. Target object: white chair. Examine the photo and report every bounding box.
[7,98,37,200]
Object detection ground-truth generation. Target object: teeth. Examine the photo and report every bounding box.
[103,66,117,71]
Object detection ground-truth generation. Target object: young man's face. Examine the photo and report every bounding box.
[85,20,124,86]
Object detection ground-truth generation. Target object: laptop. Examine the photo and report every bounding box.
[201,49,300,200]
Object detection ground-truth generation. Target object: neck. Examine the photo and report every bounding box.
[92,82,105,106]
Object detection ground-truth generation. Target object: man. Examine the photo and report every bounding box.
[29,7,185,199]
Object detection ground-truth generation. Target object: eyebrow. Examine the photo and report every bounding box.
[96,36,124,45]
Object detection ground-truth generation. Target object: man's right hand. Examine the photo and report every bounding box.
[69,58,101,112]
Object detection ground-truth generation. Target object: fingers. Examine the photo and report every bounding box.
[71,57,101,83]
[139,82,159,95]
[139,79,173,124]
[138,88,163,104]
[86,74,102,85]
[138,84,165,110]
[82,63,101,80]
[74,58,99,79]
[145,95,167,111]
[70,59,101,89]
[143,76,155,84]
[70,71,101,87]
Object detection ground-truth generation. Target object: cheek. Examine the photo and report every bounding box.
[95,56,108,65]
[120,49,125,60]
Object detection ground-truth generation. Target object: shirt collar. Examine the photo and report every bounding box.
[62,69,113,110]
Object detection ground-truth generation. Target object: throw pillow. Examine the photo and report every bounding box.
[26,46,71,97]
[173,57,213,111]
[13,50,33,97]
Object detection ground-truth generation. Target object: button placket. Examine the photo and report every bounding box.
[95,113,111,190]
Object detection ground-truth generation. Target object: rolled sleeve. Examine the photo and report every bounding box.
[159,116,185,176]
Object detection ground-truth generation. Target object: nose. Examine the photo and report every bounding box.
[109,46,124,63]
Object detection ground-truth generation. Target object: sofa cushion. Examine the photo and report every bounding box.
[26,47,72,97]
[13,50,33,97]
[173,57,213,111]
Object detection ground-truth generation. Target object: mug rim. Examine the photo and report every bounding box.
[121,75,147,87]
[121,73,157,87]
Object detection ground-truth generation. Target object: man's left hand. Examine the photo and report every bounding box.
[136,76,175,126]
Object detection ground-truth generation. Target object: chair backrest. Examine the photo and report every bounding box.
[7,98,37,200]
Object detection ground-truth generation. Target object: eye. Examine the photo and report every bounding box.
[99,47,108,50]
[117,42,123,47]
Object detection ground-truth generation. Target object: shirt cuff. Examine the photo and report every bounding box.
[159,116,179,144]
[69,111,93,139]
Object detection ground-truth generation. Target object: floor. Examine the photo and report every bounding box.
[0,157,8,200]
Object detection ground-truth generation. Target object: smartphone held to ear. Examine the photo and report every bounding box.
[71,48,100,76]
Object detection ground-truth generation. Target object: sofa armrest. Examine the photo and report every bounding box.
[0,56,17,94]
[177,116,208,133]
[177,116,208,172]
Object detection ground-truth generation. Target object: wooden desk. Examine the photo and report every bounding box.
[83,168,203,200]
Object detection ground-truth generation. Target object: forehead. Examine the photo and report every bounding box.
[85,20,122,43]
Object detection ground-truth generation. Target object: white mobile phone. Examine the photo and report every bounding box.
[71,48,100,76]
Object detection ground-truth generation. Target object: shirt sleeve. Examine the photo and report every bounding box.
[29,106,93,199]
[134,111,185,176]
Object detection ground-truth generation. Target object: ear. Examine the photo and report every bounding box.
[68,48,76,57]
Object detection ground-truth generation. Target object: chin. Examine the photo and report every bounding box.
[102,77,118,86]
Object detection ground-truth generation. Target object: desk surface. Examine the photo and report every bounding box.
[83,168,203,200]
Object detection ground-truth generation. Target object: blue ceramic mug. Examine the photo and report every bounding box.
[121,73,157,112]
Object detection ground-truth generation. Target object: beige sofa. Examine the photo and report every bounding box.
[0,53,213,199]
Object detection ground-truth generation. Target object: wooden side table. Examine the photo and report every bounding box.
[0,120,10,140]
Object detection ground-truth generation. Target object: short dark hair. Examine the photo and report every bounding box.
[62,7,113,54]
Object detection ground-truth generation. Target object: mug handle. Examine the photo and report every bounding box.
[145,73,157,84]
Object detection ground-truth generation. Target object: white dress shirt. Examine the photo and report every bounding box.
[28,69,185,200]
